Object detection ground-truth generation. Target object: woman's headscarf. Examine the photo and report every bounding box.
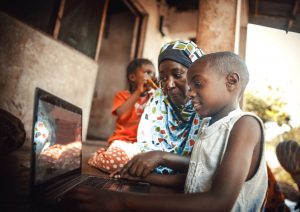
[158,40,204,68]
[137,40,205,174]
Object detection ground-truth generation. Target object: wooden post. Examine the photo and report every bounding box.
[94,0,110,61]
[53,0,66,39]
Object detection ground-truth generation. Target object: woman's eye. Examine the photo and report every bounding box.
[160,76,167,82]
[174,73,182,79]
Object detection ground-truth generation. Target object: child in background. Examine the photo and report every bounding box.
[88,58,156,173]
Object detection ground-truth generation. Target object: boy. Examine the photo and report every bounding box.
[62,52,267,211]
[88,58,156,173]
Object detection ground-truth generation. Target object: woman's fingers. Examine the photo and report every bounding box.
[129,160,139,176]
[142,166,152,178]
[120,159,133,176]
[135,163,146,177]
[119,152,161,178]
[109,169,120,178]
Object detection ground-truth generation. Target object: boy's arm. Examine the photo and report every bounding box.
[120,172,186,189]
[115,75,147,121]
[115,89,142,121]
[63,116,263,211]
[145,173,186,189]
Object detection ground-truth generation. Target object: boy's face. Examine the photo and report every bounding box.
[187,61,231,118]
[158,60,189,106]
[131,64,156,92]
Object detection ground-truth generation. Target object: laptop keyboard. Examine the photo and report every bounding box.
[44,175,110,200]
[42,176,149,203]
[82,176,110,189]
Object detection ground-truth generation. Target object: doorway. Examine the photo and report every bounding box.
[87,0,147,140]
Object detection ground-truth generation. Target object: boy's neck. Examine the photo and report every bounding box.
[209,104,239,125]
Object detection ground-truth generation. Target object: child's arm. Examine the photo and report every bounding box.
[114,80,145,121]
[119,172,186,190]
[62,116,263,211]
[144,173,186,189]
[115,90,142,121]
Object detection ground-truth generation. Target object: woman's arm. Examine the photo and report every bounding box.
[119,151,190,178]
[161,152,190,172]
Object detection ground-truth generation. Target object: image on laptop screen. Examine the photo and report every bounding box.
[33,96,82,185]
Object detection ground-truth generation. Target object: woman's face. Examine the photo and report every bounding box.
[159,60,189,106]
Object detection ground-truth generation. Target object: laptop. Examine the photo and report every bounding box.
[30,87,149,204]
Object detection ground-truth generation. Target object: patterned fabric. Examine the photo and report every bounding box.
[158,40,204,68]
[88,140,141,173]
[88,142,132,173]
[137,88,201,174]
[88,146,129,173]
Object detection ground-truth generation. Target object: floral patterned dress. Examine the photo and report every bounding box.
[137,88,202,174]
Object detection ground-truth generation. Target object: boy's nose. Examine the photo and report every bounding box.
[188,87,195,98]
[144,73,150,80]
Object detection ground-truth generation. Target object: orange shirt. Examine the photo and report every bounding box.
[107,90,150,144]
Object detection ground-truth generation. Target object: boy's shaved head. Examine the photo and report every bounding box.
[193,52,249,95]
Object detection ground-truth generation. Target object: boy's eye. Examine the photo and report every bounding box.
[194,81,202,87]
[146,70,154,76]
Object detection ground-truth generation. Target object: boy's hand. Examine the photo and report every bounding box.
[137,73,157,95]
[136,78,146,94]
[59,186,125,211]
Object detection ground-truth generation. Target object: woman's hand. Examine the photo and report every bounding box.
[109,169,143,182]
[119,151,164,178]
[113,151,190,178]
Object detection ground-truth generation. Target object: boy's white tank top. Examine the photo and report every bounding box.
[184,109,268,211]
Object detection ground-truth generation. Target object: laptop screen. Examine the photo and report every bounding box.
[32,88,82,186]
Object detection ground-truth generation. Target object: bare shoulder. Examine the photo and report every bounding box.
[230,114,262,146]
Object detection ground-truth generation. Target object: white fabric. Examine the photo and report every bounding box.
[110,140,141,159]
[184,109,268,211]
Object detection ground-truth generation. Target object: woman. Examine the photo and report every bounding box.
[115,40,205,187]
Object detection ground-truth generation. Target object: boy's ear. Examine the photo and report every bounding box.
[128,73,136,82]
[226,72,240,91]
